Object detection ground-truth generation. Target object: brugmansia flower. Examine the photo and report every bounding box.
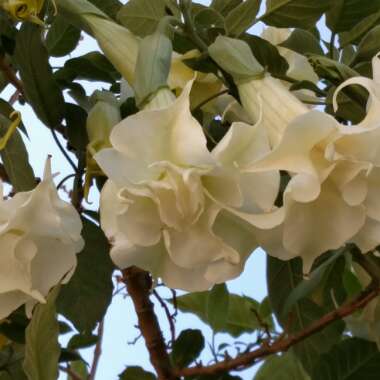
[244,53,380,272]
[209,36,308,148]
[1,0,47,24]
[95,83,278,291]
[0,158,84,319]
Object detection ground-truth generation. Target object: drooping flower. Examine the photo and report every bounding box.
[0,158,84,319]
[95,82,278,291]
[209,36,308,148]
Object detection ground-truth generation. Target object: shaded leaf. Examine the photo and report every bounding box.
[23,287,61,380]
[117,0,178,37]
[119,366,156,380]
[207,284,229,332]
[211,0,243,16]
[0,115,36,192]
[46,16,81,57]
[312,338,380,380]
[326,0,380,33]
[280,28,323,55]
[261,0,330,29]
[225,0,261,36]
[15,24,65,128]
[254,352,310,380]
[173,291,272,337]
[171,329,204,368]
[57,219,114,333]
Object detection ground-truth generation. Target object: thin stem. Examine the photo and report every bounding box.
[329,33,336,59]
[88,320,104,380]
[56,173,76,190]
[192,89,229,113]
[71,151,85,211]
[179,0,209,53]
[0,54,24,97]
[50,127,78,174]
[176,283,380,376]
[153,290,176,345]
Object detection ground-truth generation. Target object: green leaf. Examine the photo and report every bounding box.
[352,25,380,63]
[134,30,173,105]
[117,0,178,37]
[67,334,98,350]
[312,338,380,380]
[279,28,323,55]
[173,291,272,337]
[261,0,330,29]
[211,0,242,16]
[326,0,380,33]
[57,219,114,333]
[254,352,310,380]
[46,16,81,57]
[119,366,156,380]
[88,0,122,18]
[267,256,344,373]
[66,361,88,380]
[207,284,230,332]
[65,103,89,152]
[283,250,345,315]
[57,52,120,84]
[242,34,289,77]
[23,287,61,380]
[208,36,264,81]
[225,0,261,36]
[0,115,36,192]
[340,11,380,47]
[171,329,204,368]
[14,24,65,128]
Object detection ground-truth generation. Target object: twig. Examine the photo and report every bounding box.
[192,89,229,114]
[176,284,380,377]
[122,267,178,380]
[0,54,24,96]
[88,320,104,380]
[71,151,85,212]
[56,173,76,190]
[50,127,78,174]
[153,289,176,345]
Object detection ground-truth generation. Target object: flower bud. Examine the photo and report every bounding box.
[85,91,121,198]
[56,0,139,84]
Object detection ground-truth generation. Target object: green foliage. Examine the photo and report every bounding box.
[23,288,61,380]
[171,329,205,368]
[254,352,310,380]
[119,366,156,380]
[57,219,114,333]
[261,0,330,29]
[14,24,65,129]
[173,290,273,337]
[207,284,230,332]
[46,16,81,57]
[312,338,380,380]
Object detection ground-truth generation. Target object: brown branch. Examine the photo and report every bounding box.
[88,320,104,380]
[0,55,24,97]
[122,267,178,380]
[176,284,380,377]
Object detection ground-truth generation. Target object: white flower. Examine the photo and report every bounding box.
[245,110,369,272]
[0,159,84,319]
[95,83,274,291]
